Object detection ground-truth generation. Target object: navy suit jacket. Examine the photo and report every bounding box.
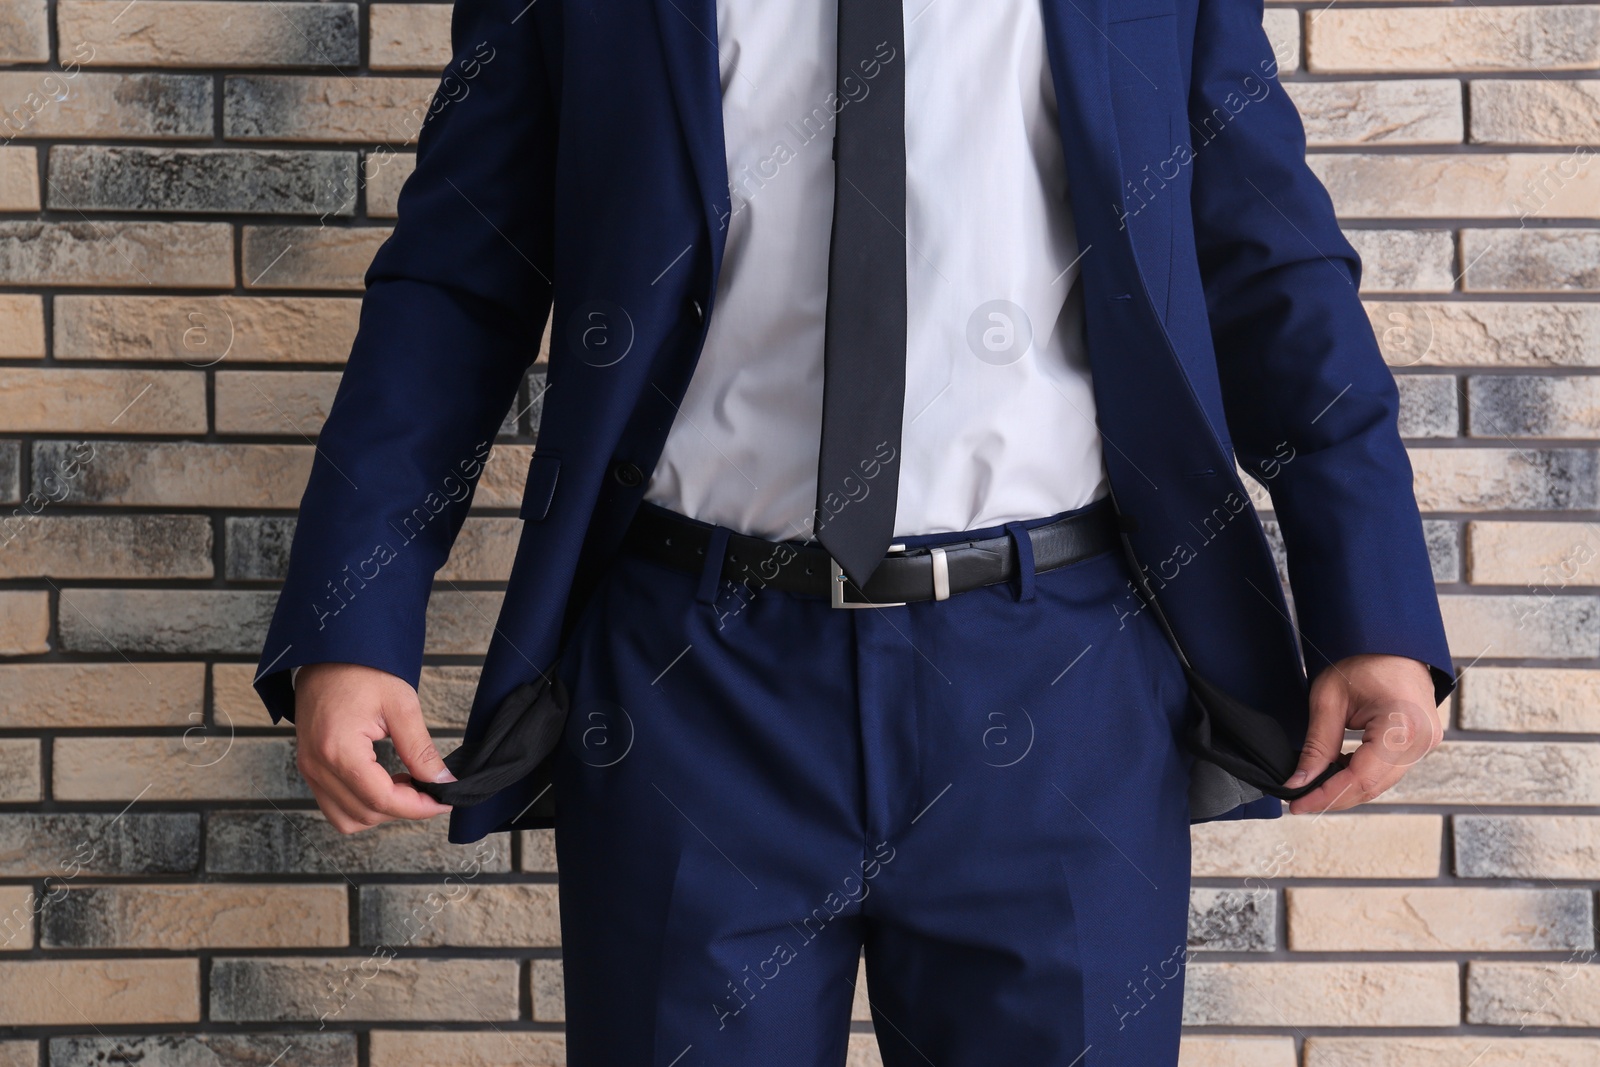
[255,0,1456,842]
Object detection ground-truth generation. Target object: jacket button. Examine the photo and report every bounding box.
[612,461,644,488]
[689,298,705,325]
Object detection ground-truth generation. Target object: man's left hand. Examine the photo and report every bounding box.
[1285,653,1444,815]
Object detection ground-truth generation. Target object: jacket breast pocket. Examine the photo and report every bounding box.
[1107,3,1182,321]
[519,452,562,521]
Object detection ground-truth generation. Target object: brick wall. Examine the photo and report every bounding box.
[0,1,1596,1065]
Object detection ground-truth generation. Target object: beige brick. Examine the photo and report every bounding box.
[0,663,203,727]
[0,71,212,140]
[0,0,48,62]
[210,957,518,1021]
[369,1030,564,1066]
[0,222,233,288]
[225,75,436,143]
[0,591,49,655]
[369,4,452,71]
[1305,1036,1600,1067]
[1286,80,1462,147]
[1367,300,1600,368]
[438,518,520,582]
[519,827,557,873]
[1473,79,1600,147]
[55,294,356,365]
[53,737,310,801]
[846,1035,881,1067]
[215,370,340,435]
[1309,153,1600,219]
[1439,593,1599,658]
[1410,448,1598,511]
[420,589,503,656]
[0,295,43,358]
[0,369,205,434]
[1180,1036,1298,1067]
[1468,522,1600,587]
[1191,813,1442,879]
[42,884,347,948]
[1464,228,1600,292]
[0,885,35,951]
[474,444,535,509]
[242,225,391,291]
[0,1042,33,1067]
[1262,9,1299,75]
[530,958,562,1021]
[1184,962,1459,1027]
[0,959,198,1024]
[1379,740,1600,805]
[0,740,40,802]
[59,1,359,68]
[0,515,212,580]
[363,151,415,218]
[359,883,559,947]
[1288,887,1593,951]
[1461,664,1600,732]
[33,441,312,508]
[213,662,481,730]
[0,148,38,211]
[1346,230,1455,293]
[1455,814,1600,879]
[1308,6,1600,74]
[1468,961,1600,1027]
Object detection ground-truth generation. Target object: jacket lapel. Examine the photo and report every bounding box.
[1038,0,1126,252]
[653,0,732,286]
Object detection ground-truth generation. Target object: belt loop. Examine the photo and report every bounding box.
[696,525,732,605]
[1004,521,1036,602]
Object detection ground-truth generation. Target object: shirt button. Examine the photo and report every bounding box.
[612,461,644,488]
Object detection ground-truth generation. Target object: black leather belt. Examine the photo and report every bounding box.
[621,498,1120,607]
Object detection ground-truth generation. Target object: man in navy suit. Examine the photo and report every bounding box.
[256,0,1454,1061]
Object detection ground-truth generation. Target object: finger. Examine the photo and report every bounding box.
[327,730,452,822]
[298,755,391,833]
[1288,737,1406,815]
[384,697,457,788]
[1351,696,1437,773]
[1287,671,1350,790]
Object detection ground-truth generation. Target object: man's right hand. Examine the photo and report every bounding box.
[292,663,456,833]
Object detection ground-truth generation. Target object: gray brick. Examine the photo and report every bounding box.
[1456,815,1600,879]
[225,516,296,581]
[1346,229,1456,293]
[1396,374,1458,437]
[1411,448,1600,511]
[56,589,276,655]
[47,147,357,217]
[0,813,198,877]
[1463,228,1600,292]
[0,515,213,580]
[1425,519,1461,582]
[0,222,233,288]
[0,72,211,140]
[224,75,436,143]
[207,811,511,875]
[0,441,17,504]
[210,956,518,1022]
[1189,888,1277,952]
[49,1033,355,1067]
[1469,375,1600,438]
[1439,593,1600,659]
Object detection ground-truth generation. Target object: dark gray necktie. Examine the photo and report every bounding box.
[815,0,907,590]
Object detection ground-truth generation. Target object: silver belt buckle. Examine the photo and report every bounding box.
[830,543,909,608]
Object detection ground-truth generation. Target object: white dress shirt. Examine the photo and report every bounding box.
[643,0,1108,541]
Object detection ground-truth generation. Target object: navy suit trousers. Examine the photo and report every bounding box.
[552,500,1197,1066]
